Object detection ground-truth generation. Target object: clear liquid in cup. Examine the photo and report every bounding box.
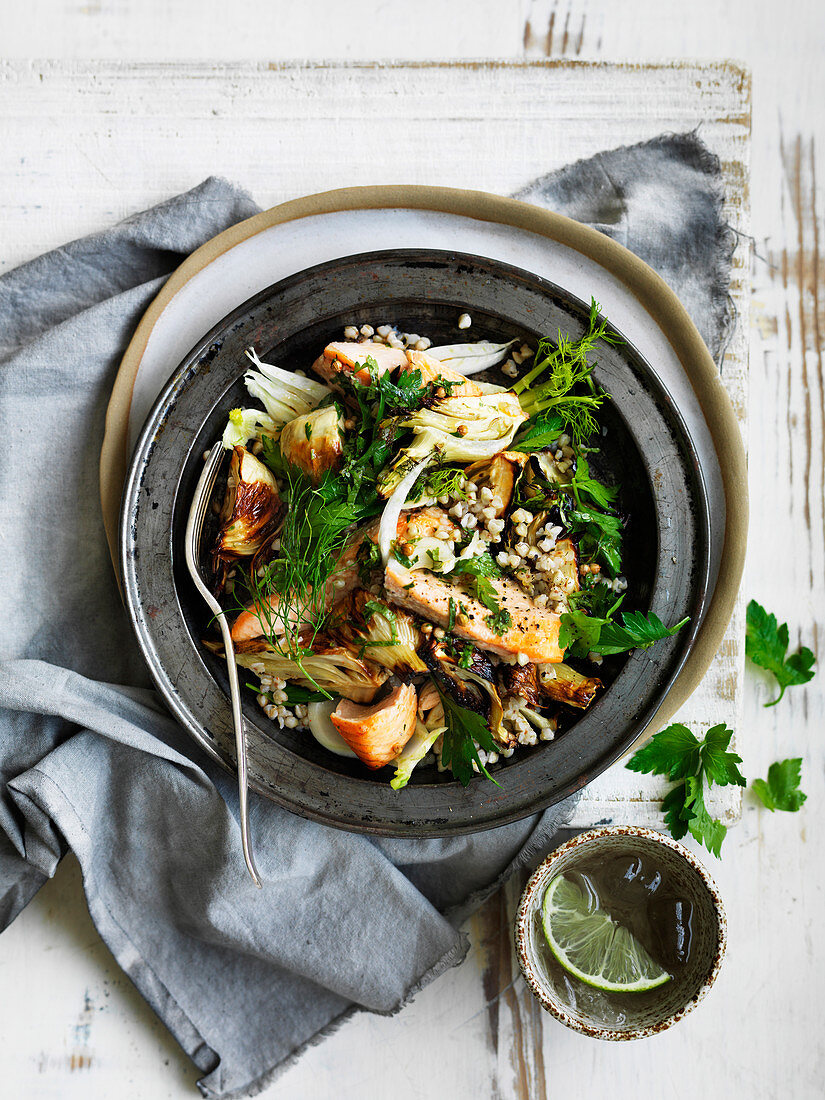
[533,846,695,1026]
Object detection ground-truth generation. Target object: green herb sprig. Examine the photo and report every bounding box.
[559,607,688,659]
[435,684,500,787]
[564,455,623,576]
[627,723,745,857]
[745,599,816,706]
[410,463,468,503]
[569,453,619,511]
[510,410,566,453]
[512,299,621,445]
[247,460,359,667]
[629,723,808,857]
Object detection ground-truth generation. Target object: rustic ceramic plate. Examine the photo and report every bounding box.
[120,249,710,836]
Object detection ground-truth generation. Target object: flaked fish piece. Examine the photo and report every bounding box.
[230,521,378,644]
[312,341,408,387]
[385,559,565,663]
[330,683,418,768]
[404,349,485,398]
[397,505,460,542]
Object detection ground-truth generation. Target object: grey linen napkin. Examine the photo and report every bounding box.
[0,133,733,1098]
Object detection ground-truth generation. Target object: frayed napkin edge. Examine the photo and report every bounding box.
[199,934,471,1100]
[199,793,581,1100]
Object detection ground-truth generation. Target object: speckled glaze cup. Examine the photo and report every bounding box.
[515,826,726,1040]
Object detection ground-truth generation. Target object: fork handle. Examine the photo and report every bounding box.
[184,442,262,888]
[216,614,263,888]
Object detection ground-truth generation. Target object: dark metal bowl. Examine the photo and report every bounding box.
[120,250,710,836]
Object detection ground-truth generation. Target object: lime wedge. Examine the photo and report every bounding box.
[541,873,671,994]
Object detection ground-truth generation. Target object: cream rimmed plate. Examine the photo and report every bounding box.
[101,185,746,751]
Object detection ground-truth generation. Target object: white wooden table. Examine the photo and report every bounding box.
[1,3,823,1099]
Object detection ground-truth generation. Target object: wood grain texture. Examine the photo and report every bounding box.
[0,1,822,1098]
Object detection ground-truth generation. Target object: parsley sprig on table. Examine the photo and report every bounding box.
[627,723,746,857]
[745,599,816,706]
[628,601,813,855]
[752,759,807,813]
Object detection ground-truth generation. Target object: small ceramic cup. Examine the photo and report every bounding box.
[515,826,726,1040]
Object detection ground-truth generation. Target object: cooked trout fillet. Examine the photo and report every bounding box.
[230,521,378,643]
[330,684,418,769]
[404,350,484,397]
[397,505,459,541]
[312,341,408,386]
[384,559,564,663]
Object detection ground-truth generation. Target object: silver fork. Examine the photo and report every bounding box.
[184,441,262,888]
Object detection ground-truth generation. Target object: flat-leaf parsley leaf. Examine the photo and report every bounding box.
[627,722,744,858]
[745,599,816,706]
[435,686,500,787]
[559,608,688,658]
[752,758,807,812]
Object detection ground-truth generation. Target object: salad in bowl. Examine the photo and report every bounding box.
[203,304,687,789]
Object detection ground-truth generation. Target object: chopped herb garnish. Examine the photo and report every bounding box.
[457,552,500,578]
[448,554,513,634]
[447,597,457,633]
[363,599,398,642]
[458,644,474,668]
[347,359,428,416]
[356,537,382,586]
[391,540,415,568]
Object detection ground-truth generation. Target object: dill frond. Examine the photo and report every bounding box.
[513,299,620,446]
